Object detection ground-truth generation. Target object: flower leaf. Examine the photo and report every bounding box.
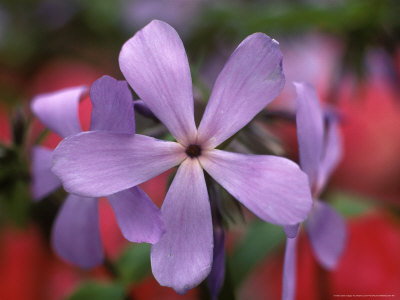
[116,243,151,285]
[67,281,125,300]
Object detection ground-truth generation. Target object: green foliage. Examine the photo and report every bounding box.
[67,281,125,300]
[0,145,31,226]
[116,243,152,285]
[230,220,285,286]
[328,190,375,217]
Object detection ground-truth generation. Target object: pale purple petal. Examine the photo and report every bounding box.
[31,146,61,201]
[283,224,300,239]
[108,186,164,244]
[200,150,312,225]
[294,82,324,189]
[305,201,347,269]
[31,86,86,138]
[317,120,343,193]
[52,131,185,197]
[208,227,225,300]
[119,20,196,145]
[282,237,298,300]
[197,33,285,149]
[151,159,213,294]
[52,195,103,269]
[90,75,135,134]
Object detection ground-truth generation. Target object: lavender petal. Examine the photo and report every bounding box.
[282,237,298,300]
[31,146,61,201]
[52,194,103,269]
[108,186,164,244]
[90,75,135,134]
[52,131,185,197]
[306,201,347,269]
[119,20,196,145]
[151,159,213,294]
[197,33,285,149]
[200,150,312,225]
[294,82,324,189]
[31,86,85,138]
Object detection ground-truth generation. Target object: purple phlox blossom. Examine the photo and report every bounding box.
[52,20,313,293]
[282,82,347,300]
[31,75,164,269]
[121,0,205,36]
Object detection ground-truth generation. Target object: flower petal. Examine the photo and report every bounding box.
[305,201,347,269]
[282,237,298,300]
[90,75,135,134]
[208,227,226,300]
[119,20,196,145]
[197,33,285,148]
[108,186,164,244]
[283,224,300,239]
[31,86,86,138]
[151,159,213,294]
[52,195,103,269]
[52,131,185,197]
[200,150,312,225]
[294,82,324,189]
[31,146,61,201]
[317,120,342,193]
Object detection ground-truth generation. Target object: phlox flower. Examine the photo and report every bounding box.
[31,76,164,268]
[52,20,313,293]
[282,82,347,300]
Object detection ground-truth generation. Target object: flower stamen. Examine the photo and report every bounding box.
[185,144,202,158]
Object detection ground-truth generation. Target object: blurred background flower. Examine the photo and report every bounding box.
[0,0,400,299]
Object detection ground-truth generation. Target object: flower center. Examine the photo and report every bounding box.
[185,144,202,158]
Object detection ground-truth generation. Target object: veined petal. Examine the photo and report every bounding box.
[151,159,213,294]
[305,201,347,269]
[52,195,103,269]
[31,146,61,201]
[294,82,324,189]
[282,237,298,300]
[52,131,185,197]
[31,86,86,138]
[197,33,285,149]
[317,120,342,193]
[108,186,164,244]
[200,150,312,225]
[119,20,196,145]
[90,75,135,134]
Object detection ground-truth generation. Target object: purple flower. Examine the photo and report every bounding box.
[208,225,226,300]
[121,0,205,35]
[52,20,312,293]
[31,75,164,268]
[282,82,347,300]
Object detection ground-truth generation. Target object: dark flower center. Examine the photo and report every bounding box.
[185,144,202,158]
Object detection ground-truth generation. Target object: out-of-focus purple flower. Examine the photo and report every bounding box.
[35,0,78,30]
[31,75,164,269]
[271,34,342,112]
[208,226,226,300]
[282,82,347,300]
[52,20,312,293]
[207,194,226,300]
[121,0,206,35]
